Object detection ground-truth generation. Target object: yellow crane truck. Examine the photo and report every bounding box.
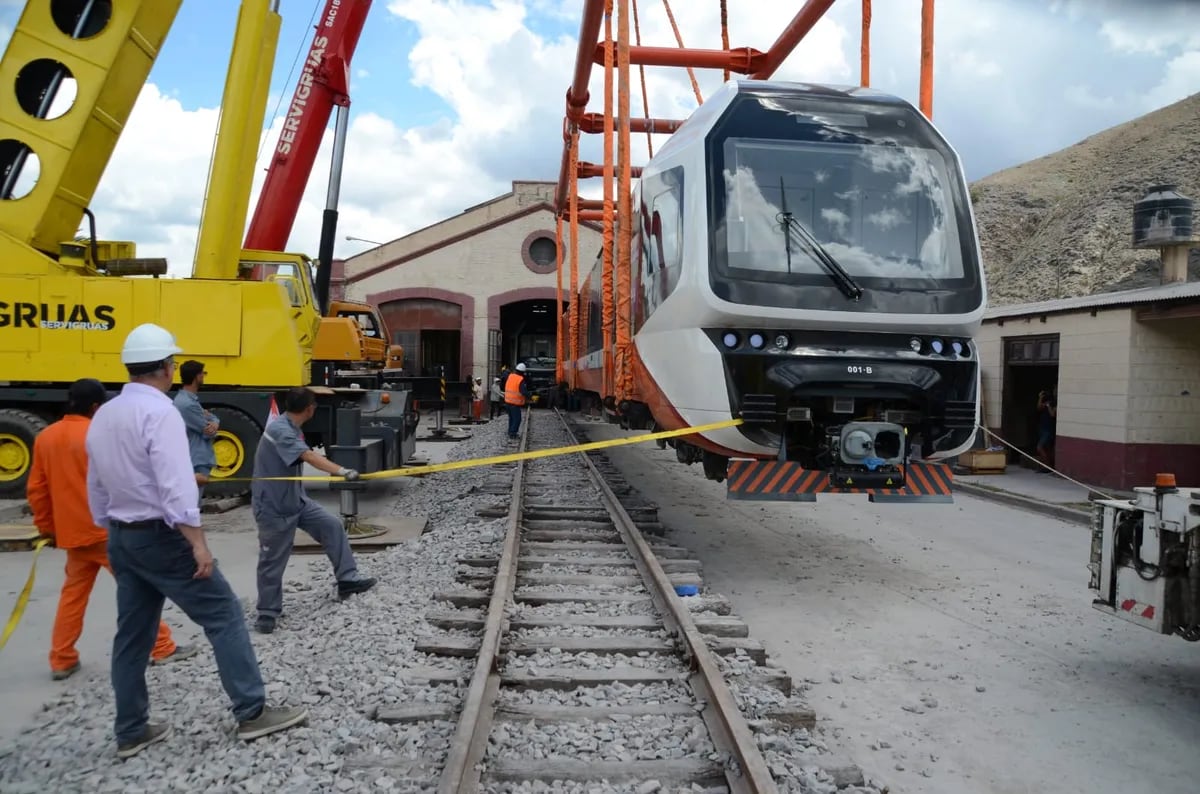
[0,0,418,507]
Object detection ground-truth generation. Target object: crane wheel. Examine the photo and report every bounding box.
[0,409,49,499]
[206,406,261,499]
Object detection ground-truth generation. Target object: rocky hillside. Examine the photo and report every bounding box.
[969,91,1200,305]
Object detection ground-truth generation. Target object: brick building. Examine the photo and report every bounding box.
[976,280,1200,489]
[338,181,603,383]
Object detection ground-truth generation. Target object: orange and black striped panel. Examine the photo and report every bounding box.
[726,459,954,504]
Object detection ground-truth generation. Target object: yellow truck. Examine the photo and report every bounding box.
[0,0,417,502]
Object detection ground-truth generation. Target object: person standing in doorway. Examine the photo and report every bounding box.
[87,323,307,759]
[29,378,197,682]
[173,360,219,500]
[471,376,484,422]
[251,387,377,635]
[1035,388,1057,472]
[504,363,531,439]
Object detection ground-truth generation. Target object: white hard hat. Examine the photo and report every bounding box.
[121,323,182,365]
[516,363,526,372]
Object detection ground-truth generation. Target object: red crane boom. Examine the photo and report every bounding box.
[244,0,372,252]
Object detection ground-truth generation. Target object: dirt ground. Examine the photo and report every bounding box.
[583,423,1200,794]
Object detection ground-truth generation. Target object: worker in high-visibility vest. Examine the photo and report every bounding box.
[503,363,531,439]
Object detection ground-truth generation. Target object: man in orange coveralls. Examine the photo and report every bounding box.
[27,378,198,680]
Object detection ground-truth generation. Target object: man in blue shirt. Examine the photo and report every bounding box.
[251,387,377,634]
[173,360,218,499]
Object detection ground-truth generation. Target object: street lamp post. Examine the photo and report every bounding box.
[345,235,384,246]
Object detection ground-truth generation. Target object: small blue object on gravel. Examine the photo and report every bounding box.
[674,585,699,597]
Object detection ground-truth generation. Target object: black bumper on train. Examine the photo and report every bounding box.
[706,328,978,459]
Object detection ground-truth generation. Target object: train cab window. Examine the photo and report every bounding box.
[720,139,964,282]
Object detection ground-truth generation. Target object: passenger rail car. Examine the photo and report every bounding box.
[567,80,986,502]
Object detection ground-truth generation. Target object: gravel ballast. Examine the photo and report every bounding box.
[1,410,882,793]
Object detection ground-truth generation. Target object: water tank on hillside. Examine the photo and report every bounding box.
[1132,184,1194,248]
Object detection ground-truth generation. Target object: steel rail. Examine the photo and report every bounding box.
[437,411,533,794]
[552,409,779,794]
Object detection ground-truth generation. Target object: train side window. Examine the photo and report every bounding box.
[651,189,680,273]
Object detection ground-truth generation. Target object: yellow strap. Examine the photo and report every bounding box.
[0,537,51,653]
[228,417,745,482]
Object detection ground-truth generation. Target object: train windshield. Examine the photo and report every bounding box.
[707,91,983,314]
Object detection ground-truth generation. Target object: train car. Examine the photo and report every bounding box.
[567,79,986,503]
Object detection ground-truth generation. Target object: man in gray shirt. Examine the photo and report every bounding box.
[173,360,218,499]
[251,387,377,634]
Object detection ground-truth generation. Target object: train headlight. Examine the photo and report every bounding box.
[908,337,922,352]
[722,331,740,349]
[930,338,944,354]
[951,340,964,356]
[774,333,790,350]
[749,332,765,349]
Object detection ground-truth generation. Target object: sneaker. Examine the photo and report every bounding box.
[117,721,172,759]
[236,705,309,741]
[51,662,80,681]
[255,615,276,634]
[151,643,199,665]
[337,576,377,599]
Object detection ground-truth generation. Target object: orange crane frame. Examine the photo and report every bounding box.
[552,0,937,404]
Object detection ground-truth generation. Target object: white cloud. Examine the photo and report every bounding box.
[1144,50,1200,109]
[3,0,1197,279]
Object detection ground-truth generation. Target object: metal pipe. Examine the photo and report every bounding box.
[595,43,765,73]
[556,0,608,214]
[566,0,608,122]
[750,0,838,79]
[315,104,350,314]
[577,162,641,179]
[919,0,934,118]
[579,113,684,134]
[861,0,871,86]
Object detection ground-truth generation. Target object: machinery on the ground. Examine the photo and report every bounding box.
[241,0,405,389]
[568,80,985,503]
[0,0,417,510]
[1089,475,1200,641]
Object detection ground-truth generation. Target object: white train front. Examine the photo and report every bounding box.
[568,79,986,500]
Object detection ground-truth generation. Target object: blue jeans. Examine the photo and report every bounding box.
[507,404,523,437]
[108,523,265,743]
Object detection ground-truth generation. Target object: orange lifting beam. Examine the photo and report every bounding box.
[554,0,937,402]
[593,43,766,74]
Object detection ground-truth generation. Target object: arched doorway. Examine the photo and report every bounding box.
[379,298,463,377]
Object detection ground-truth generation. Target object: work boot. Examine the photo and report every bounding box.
[117,721,172,760]
[236,705,309,741]
[255,615,276,634]
[151,643,200,665]
[51,661,80,681]
[337,576,377,599]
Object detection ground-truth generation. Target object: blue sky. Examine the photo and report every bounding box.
[0,0,1196,271]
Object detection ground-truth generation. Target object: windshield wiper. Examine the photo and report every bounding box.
[774,180,864,301]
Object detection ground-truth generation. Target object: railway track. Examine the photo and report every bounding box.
[361,408,863,792]
[374,408,822,793]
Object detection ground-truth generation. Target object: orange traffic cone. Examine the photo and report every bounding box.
[267,395,280,424]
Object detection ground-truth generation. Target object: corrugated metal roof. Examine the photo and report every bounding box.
[984,280,1200,320]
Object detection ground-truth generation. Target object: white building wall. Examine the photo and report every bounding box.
[980,309,1134,444]
[345,195,603,383]
[1127,316,1200,444]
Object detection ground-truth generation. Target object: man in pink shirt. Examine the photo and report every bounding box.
[86,323,308,760]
